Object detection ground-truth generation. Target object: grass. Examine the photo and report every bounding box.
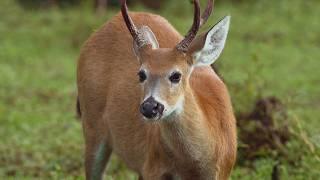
[0,0,319,179]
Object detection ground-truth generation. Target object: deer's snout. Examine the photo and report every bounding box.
[140,97,164,119]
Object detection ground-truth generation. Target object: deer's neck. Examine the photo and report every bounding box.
[159,85,213,162]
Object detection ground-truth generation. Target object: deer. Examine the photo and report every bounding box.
[76,0,237,179]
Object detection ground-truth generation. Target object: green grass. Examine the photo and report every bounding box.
[0,0,319,179]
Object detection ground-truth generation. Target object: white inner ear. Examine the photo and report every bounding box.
[193,16,230,66]
[133,26,159,57]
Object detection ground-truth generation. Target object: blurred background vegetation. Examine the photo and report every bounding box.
[0,0,319,179]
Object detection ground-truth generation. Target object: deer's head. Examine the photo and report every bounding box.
[120,0,230,120]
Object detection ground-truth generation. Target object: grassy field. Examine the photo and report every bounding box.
[0,0,319,179]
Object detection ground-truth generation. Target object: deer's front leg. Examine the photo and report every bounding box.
[83,119,112,180]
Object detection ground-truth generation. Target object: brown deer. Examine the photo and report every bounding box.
[76,0,237,179]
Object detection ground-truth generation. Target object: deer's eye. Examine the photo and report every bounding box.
[138,70,147,82]
[169,72,182,83]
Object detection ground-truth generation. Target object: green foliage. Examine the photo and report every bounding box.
[0,0,319,179]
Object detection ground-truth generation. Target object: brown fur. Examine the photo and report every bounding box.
[77,12,237,180]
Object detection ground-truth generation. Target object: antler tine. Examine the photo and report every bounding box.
[120,0,139,41]
[200,0,214,27]
[176,0,215,52]
[176,0,201,52]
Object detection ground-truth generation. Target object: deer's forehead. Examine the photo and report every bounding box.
[141,65,176,77]
[141,50,188,74]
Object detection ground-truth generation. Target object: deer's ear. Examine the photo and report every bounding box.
[188,16,230,66]
[133,26,159,57]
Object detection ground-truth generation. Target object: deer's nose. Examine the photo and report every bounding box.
[140,97,164,119]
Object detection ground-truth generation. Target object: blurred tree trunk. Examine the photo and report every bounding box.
[140,0,163,9]
[42,0,57,8]
[48,0,57,6]
[95,0,108,14]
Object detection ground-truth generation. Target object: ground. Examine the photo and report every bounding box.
[0,0,319,179]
